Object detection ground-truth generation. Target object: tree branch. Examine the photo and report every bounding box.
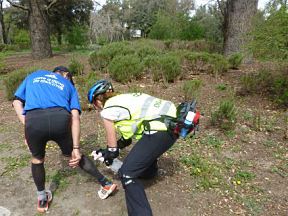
[46,0,58,11]
[6,0,29,11]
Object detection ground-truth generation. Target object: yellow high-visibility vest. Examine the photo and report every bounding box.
[104,93,177,139]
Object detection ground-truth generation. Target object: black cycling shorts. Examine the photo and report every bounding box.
[25,107,73,159]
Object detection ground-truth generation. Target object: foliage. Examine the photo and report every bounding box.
[75,72,100,110]
[11,29,30,49]
[48,0,93,45]
[68,57,84,76]
[149,12,180,40]
[108,54,144,83]
[228,53,243,69]
[249,8,288,60]
[182,79,202,100]
[211,99,237,130]
[89,41,134,71]
[240,66,288,107]
[3,67,36,100]
[192,5,224,44]
[149,12,205,41]
[181,154,222,189]
[65,24,89,48]
[184,52,229,75]
[147,53,181,83]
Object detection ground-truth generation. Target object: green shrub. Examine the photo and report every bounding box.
[182,79,202,100]
[89,41,134,71]
[211,99,237,130]
[75,72,100,110]
[4,67,36,100]
[240,68,288,107]
[272,75,288,107]
[12,29,30,49]
[148,53,181,83]
[249,8,288,61]
[65,24,89,48]
[240,69,273,94]
[184,52,229,75]
[68,57,84,76]
[108,55,144,83]
[228,53,243,69]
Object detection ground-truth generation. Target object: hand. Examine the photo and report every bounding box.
[96,147,119,166]
[117,137,132,149]
[69,149,82,168]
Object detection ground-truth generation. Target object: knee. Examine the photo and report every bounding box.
[118,168,136,188]
[31,157,44,164]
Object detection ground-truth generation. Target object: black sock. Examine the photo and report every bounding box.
[79,155,108,186]
[31,163,45,191]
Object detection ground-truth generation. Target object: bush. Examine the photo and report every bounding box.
[211,99,237,130]
[108,55,144,83]
[240,69,273,94]
[184,52,229,75]
[3,67,36,100]
[12,29,30,49]
[240,68,288,107]
[249,8,288,61]
[65,24,89,48]
[68,57,84,76]
[182,79,202,100]
[228,53,243,69]
[75,72,100,110]
[89,41,134,71]
[148,53,181,83]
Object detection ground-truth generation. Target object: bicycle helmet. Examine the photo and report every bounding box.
[87,79,113,103]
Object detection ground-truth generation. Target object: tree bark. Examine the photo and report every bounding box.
[223,0,258,56]
[28,0,52,59]
[0,0,7,44]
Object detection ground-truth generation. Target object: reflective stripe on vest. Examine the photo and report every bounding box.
[104,93,176,139]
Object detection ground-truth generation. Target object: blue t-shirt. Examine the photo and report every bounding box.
[14,70,81,114]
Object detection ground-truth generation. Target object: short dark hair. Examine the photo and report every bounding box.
[53,66,74,85]
[53,66,70,73]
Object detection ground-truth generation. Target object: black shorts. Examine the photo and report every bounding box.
[25,107,73,159]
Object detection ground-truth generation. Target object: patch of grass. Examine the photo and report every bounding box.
[211,99,237,130]
[1,154,30,176]
[0,143,11,151]
[200,135,224,149]
[216,83,227,91]
[182,79,202,100]
[69,56,84,76]
[48,169,77,193]
[233,170,256,182]
[242,196,263,216]
[262,140,275,147]
[271,166,288,178]
[228,53,243,69]
[224,130,236,138]
[180,155,223,190]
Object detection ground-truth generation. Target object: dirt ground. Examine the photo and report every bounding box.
[0,52,287,216]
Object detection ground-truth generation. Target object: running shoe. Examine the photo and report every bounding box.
[37,190,53,213]
[98,183,117,200]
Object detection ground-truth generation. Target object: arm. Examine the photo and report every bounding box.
[12,100,25,125]
[103,118,117,148]
[69,109,82,168]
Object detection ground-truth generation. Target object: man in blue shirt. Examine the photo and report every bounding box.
[13,66,117,213]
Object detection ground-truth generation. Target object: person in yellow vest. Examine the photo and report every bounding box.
[87,79,179,216]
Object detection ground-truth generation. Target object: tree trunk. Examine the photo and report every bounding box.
[28,0,52,59]
[223,0,258,57]
[0,0,7,44]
